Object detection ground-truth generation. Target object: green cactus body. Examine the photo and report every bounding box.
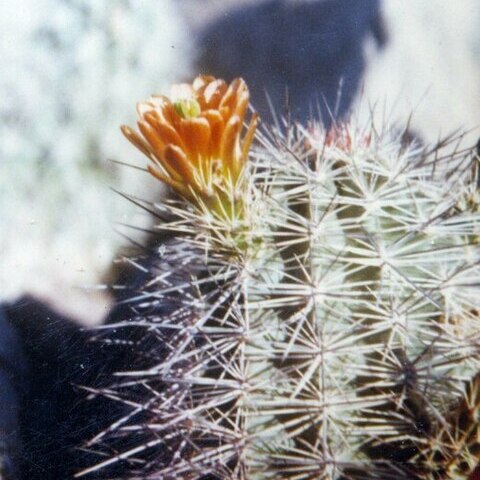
[81,118,480,480]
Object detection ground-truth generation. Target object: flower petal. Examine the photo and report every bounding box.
[234,91,250,125]
[192,75,216,92]
[219,78,245,121]
[121,125,153,159]
[147,165,189,197]
[170,82,194,102]
[203,79,228,110]
[220,115,242,179]
[202,110,225,158]
[180,117,211,161]
[241,113,259,163]
[145,116,186,151]
[137,120,165,158]
[163,144,198,189]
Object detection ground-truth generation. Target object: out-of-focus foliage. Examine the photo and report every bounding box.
[0,0,190,315]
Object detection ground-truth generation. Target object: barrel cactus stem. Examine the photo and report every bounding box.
[80,77,480,480]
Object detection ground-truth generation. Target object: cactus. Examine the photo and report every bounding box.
[79,76,480,479]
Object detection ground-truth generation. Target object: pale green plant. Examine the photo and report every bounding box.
[80,83,480,479]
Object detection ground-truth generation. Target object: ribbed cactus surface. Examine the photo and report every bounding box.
[80,77,480,480]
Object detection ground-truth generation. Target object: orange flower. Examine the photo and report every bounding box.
[121,75,258,207]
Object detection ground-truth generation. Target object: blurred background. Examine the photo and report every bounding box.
[1,0,479,325]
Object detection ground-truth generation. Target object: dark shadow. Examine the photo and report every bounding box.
[1,297,129,479]
[0,260,186,479]
[198,0,386,124]
[0,307,26,479]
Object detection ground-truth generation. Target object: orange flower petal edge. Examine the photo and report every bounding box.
[122,75,258,212]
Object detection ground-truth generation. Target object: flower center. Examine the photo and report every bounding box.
[173,98,201,119]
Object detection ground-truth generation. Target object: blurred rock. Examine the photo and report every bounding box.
[194,0,385,123]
